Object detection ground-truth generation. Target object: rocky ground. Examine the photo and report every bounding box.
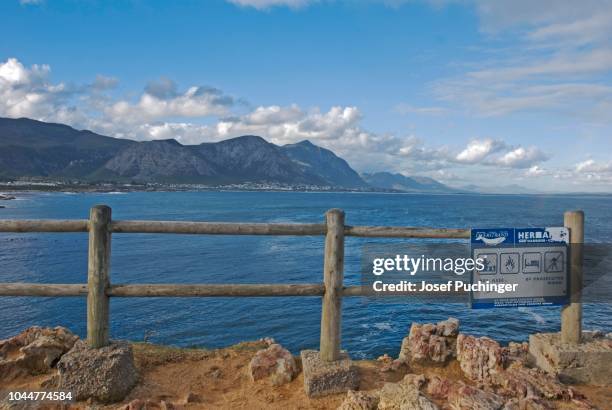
[1,322,611,409]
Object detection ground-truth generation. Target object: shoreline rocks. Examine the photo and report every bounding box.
[456,333,504,384]
[249,343,298,386]
[426,375,506,409]
[378,374,439,410]
[0,326,78,381]
[399,318,459,364]
[57,340,138,403]
[378,384,438,409]
[501,341,530,367]
[530,331,612,386]
[338,390,380,410]
[301,349,359,397]
[0,325,603,409]
[377,353,406,373]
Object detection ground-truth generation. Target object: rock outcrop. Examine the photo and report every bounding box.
[57,340,138,403]
[338,390,380,410]
[426,375,505,410]
[0,326,78,381]
[495,362,570,401]
[455,334,578,405]
[529,331,612,386]
[502,397,553,410]
[449,383,506,410]
[248,343,298,386]
[399,318,459,364]
[377,353,406,373]
[456,333,504,384]
[378,378,439,410]
[391,320,599,409]
[501,341,530,367]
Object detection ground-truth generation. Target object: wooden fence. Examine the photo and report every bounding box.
[0,206,584,360]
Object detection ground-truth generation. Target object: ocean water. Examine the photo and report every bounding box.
[0,191,611,358]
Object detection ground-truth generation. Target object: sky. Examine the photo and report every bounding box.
[1,0,611,192]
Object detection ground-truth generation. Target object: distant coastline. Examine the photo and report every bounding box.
[1,179,611,197]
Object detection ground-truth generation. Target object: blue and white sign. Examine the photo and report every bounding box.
[471,227,569,309]
[471,227,569,246]
[515,227,569,244]
[471,228,513,246]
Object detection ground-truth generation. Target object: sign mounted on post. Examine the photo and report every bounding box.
[470,227,569,309]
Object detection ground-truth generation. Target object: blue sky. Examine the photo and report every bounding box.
[1,0,611,191]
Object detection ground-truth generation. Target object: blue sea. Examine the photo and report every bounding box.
[1,191,611,358]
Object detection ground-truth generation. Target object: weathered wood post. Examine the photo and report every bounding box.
[87,205,112,348]
[562,210,584,345]
[320,208,345,362]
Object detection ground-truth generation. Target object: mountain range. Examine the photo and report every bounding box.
[362,172,457,193]
[0,117,456,192]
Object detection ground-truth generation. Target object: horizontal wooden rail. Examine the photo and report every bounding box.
[344,225,470,238]
[0,219,471,239]
[0,283,88,296]
[0,220,89,233]
[108,284,325,297]
[0,283,367,297]
[342,286,365,296]
[110,220,326,235]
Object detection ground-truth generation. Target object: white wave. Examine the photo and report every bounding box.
[518,307,546,324]
[372,322,393,331]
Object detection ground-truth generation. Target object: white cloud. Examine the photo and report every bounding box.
[525,165,548,177]
[0,57,235,140]
[135,122,213,144]
[570,159,612,183]
[526,11,612,46]
[0,58,82,123]
[496,146,548,168]
[211,105,362,142]
[575,159,612,174]
[542,158,612,186]
[104,85,233,125]
[0,57,49,85]
[455,138,505,163]
[451,139,548,169]
[243,104,303,125]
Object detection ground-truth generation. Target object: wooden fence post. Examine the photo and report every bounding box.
[87,205,112,348]
[562,210,584,345]
[320,208,345,362]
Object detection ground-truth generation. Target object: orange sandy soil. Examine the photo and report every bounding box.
[3,340,612,410]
